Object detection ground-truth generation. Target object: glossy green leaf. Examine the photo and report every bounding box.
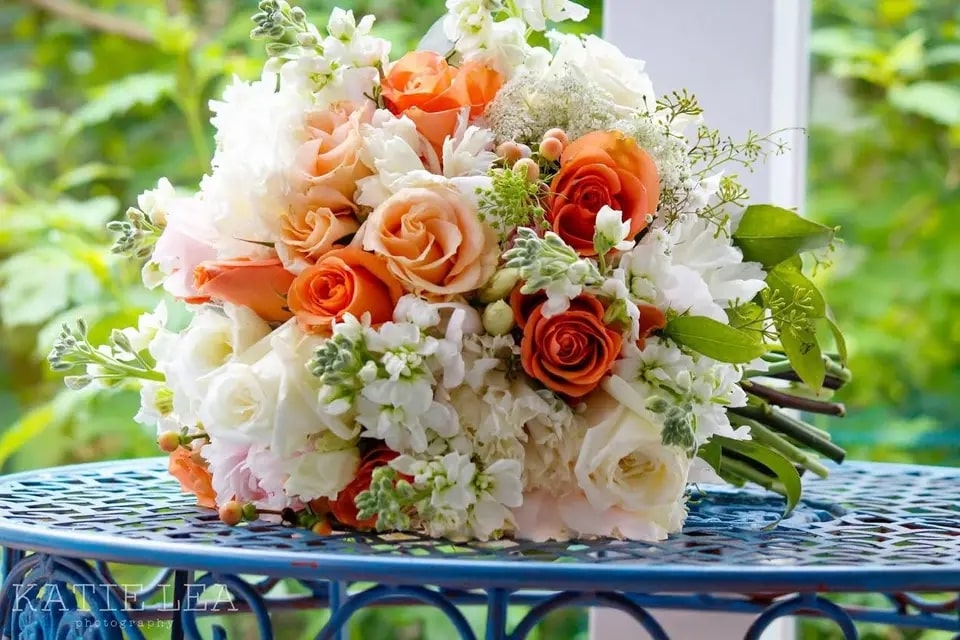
[780,324,826,392]
[825,306,848,366]
[765,259,827,319]
[663,315,767,363]
[733,205,836,267]
[716,437,802,520]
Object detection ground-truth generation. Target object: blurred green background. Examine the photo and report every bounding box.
[0,0,957,639]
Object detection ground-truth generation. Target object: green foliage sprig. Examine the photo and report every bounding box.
[48,320,163,390]
[476,166,547,239]
[107,206,163,259]
[251,1,322,60]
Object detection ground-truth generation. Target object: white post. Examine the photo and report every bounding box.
[592,1,811,638]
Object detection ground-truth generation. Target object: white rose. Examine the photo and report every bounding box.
[154,304,271,425]
[575,375,691,513]
[198,360,280,446]
[550,33,656,112]
[283,444,360,501]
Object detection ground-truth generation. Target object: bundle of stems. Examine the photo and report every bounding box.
[716,351,851,493]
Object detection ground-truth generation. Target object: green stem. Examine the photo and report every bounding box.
[718,454,787,495]
[731,415,830,478]
[741,380,846,417]
[730,403,846,464]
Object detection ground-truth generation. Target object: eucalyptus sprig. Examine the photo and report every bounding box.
[48,320,163,390]
[355,467,427,531]
[251,0,322,60]
[106,206,163,259]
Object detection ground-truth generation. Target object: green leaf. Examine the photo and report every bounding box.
[716,437,802,520]
[780,324,826,392]
[825,306,848,366]
[0,402,55,469]
[0,249,74,327]
[765,259,826,319]
[726,302,765,331]
[51,164,133,193]
[926,44,960,66]
[733,205,836,268]
[663,315,767,364]
[62,73,176,138]
[888,82,960,126]
[697,439,722,472]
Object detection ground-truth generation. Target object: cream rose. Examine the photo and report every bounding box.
[362,184,498,297]
[283,442,360,502]
[575,375,691,514]
[293,103,373,215]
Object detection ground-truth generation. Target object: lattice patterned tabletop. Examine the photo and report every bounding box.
[0,458,958,639]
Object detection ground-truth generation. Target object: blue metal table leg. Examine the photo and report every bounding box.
[485,588,508,640]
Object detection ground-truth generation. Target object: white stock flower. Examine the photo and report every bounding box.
[136,178,177,226]
[594,205,634,252]
[134,381,178,434]
[516,0,588,31]
[576,378,691,514]
[442,118,497,179]
[121,301,168,353]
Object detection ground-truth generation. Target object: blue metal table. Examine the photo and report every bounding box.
[0,458,957,639]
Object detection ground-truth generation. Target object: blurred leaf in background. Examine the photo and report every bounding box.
[808,0,960,466]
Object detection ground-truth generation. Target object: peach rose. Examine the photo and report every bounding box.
[362,185,498,297]
[520,295,622,401]
[278,207,360,270]
[194,258,296,323]
[381,51,503,151]
[287,247,404,334]
[169,447,217,509]
[293,103,373,215]
[547,130,661,256]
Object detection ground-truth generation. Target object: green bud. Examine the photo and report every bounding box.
[646,396,670,414]
[477,267,520,303]
[482,300,516,336]
[241,503,260,521]
[64,375,92,390]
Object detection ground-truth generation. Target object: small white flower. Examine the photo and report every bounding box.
[136,178,176,226]
[121,301,168,354]
[595,205,634,252]
[515,0,589,32]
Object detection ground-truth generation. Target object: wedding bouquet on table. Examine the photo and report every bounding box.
[50,0,850,542]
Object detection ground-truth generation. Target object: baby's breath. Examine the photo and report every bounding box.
[486,69,619,146]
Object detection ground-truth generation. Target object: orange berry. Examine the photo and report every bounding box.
[496,141,523,165]
[157,431,181,453]
[539,137,563,163]
[544,128,570,147]
[311,519,333,536]
[514,158,540,183]
[218,501,244,526]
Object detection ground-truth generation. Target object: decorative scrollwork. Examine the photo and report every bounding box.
[316,584,478,640]
[0,554,145,640]
[744,593,859,640]
[179,573,274,640]
[508,591,669,640]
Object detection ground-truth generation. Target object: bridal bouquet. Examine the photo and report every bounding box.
[50,0,850,542]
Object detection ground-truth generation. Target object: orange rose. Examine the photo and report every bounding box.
[278,207,360,269]
[510,286,547,330]
[293,103,373,215]
[362,185,498,297]
[547,130,661,256]
[330,445,400,530]
[287,247,404,334]
[637,304,666,350]
[381,51,503,151]
[169,447,217,509]
[194,258,296,323]
[520,295,622,401]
